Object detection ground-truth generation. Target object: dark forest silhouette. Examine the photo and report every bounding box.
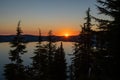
[3,0,120,80]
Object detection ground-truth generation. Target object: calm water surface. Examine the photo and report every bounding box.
[0,42,74,80]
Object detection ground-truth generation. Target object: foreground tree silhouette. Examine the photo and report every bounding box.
[43,30,57,80]
[30,30,67,80]
[4,21,27,80]
[72,8,93,80]
[53,42,66,80]
[30,29,48,80]
[93,0,120,79]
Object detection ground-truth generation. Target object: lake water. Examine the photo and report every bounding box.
[0,42,74,80]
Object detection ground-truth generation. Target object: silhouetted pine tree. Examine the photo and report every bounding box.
[72,8,93,80]
[4,21,27,80]
[9,21,27,64]
[88,21,111,80]
[92,0,120,79]
[53,42,66,80]
[30,29,48,80]
[44,30,57,80]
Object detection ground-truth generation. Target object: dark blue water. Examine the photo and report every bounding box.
[0,42,73,80]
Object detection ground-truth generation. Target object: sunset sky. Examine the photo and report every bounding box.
[0,0,97,36]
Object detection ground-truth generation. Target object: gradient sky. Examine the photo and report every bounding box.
[0,0,98,36]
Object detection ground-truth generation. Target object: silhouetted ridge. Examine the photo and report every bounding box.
[0,35,79,42]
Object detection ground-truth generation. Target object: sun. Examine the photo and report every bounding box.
[64,33,69,37]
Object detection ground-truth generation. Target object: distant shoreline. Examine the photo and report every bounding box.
[0,35,79,42]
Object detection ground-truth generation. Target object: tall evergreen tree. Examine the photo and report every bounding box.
[94,0,120,79]
[44,30,57,80]
[9,21,27,64]
[53,42,66,80]
[30,29,48,80]
[4,21,27,80]
[72,8,93,80]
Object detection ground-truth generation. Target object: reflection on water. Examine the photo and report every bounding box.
[0,42,73,80]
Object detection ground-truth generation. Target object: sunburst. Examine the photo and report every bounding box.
[64,33,69,37]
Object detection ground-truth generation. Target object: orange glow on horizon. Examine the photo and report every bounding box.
[0,30,79,36]
[0,25,80,36]
[53,28,79,36]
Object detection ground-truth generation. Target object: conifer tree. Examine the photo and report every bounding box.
[44,30,57,80]
[4,21,27,80]
[94,0,120,79]
[9,21,27,64]
[30,29,48,80]
[53,42,66,80]
[72,8,93,80]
